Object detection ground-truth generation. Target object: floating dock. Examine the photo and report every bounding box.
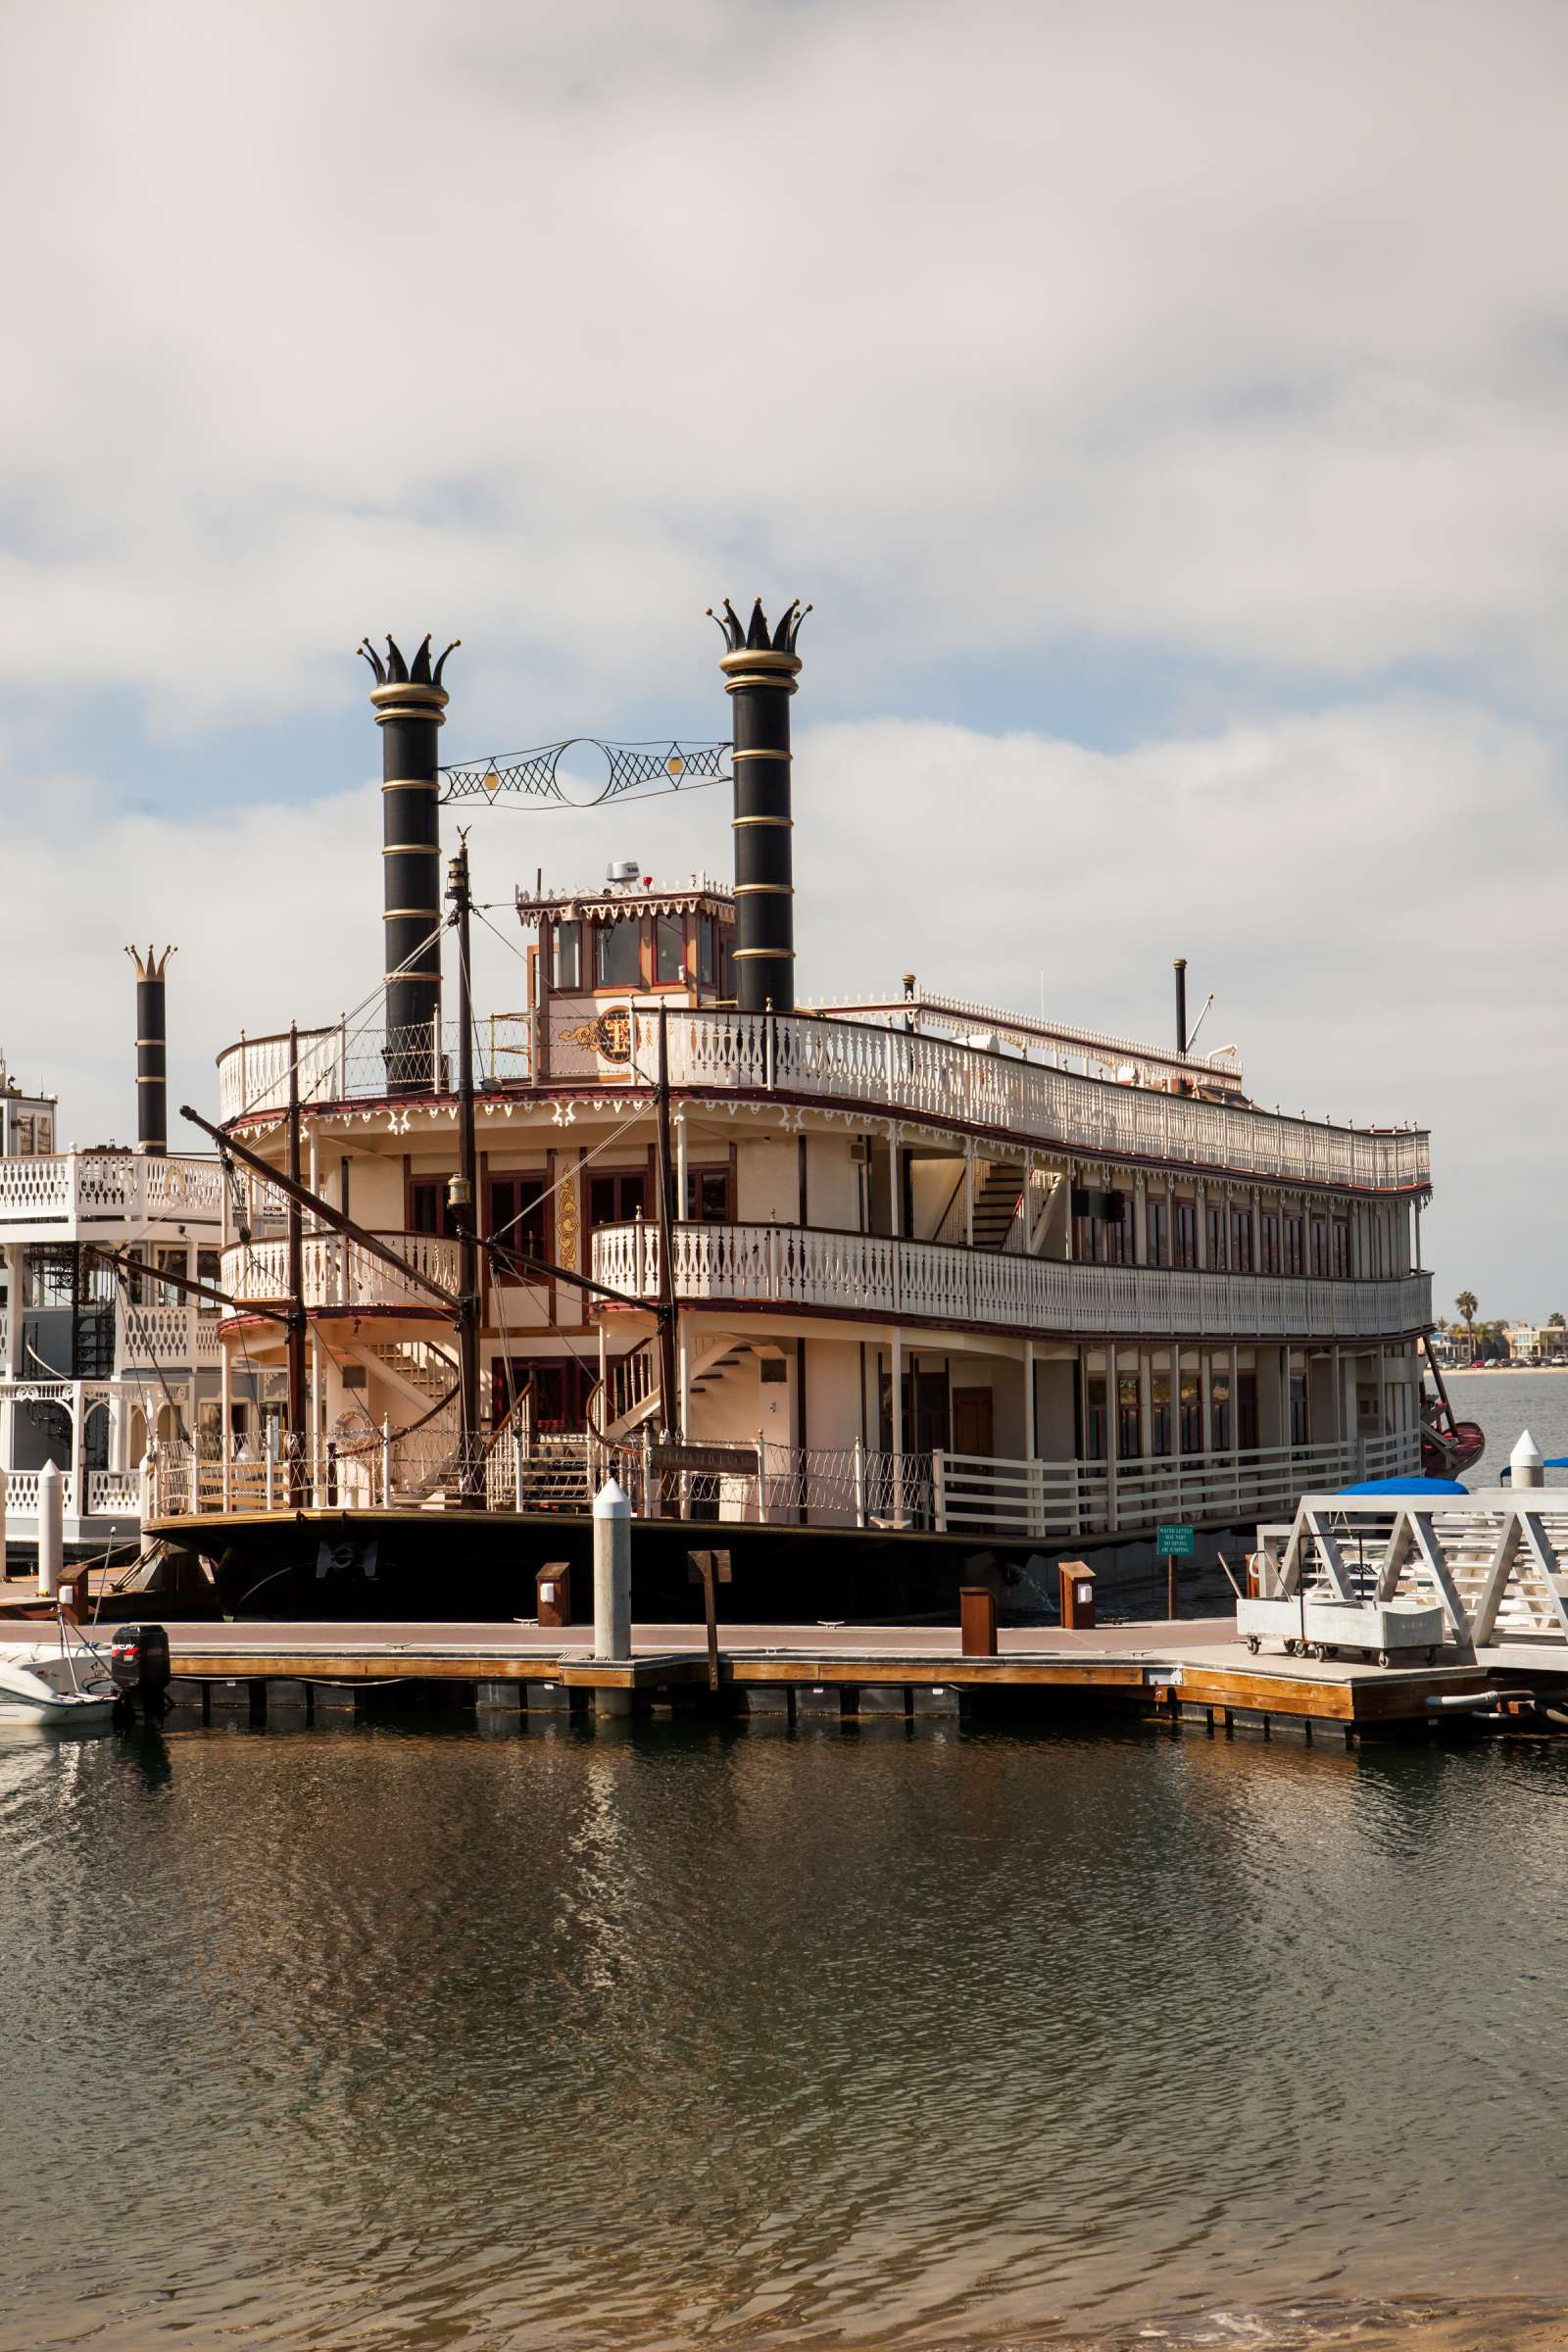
[150,1615,1503,1741]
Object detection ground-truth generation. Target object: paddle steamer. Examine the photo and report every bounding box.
[139,606,1436,1619]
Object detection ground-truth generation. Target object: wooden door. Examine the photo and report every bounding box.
[952,1387,994,1457]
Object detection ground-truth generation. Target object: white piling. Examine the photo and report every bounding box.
[1511,1430,1544,1490]
[36,1459,63,1598]
[592,1478,632,1664]
[381,1416,394,1508]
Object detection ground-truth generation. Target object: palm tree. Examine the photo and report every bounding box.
[1455,1290,1479,1360]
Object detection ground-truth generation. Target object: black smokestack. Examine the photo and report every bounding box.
[1173,956,1188,1055]
[358,632,460,1094]
[710,598,808,1013]
[126,945,174,1154]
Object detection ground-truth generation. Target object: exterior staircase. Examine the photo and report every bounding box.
[589,1335,765,1446]
[358,1337,458,1411]
[971,1162,1025,1251]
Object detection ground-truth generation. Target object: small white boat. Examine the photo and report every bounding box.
[0,1638,122,1728]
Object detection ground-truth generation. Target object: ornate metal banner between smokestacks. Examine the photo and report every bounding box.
[359,632,459,1096]
[710,597,809,1013]
[126,945,174,1155]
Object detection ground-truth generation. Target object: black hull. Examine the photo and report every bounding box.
[157,1507,1082,1625]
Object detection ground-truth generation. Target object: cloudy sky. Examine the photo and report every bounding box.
[2,0,1564,1317]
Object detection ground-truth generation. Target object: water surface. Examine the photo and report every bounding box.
[6,1713,1568,2352]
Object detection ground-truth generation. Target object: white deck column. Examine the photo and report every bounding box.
[1022,1339,1035,1454]
[1195,1183,1206,1269]
[1105,1341,1118,1535]
[1230,1343,1241,1505]
[888,1127,901,1239]
[964,1137,974,1248]
[675,1109,689,1225]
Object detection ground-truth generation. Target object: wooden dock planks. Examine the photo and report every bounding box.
[156,1620,1494,1730]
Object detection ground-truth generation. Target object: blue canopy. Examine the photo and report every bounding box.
[1499,1457,1568,1484]
[1337,1475,1471,1497]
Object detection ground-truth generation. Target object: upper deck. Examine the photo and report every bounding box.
[217,1004,1429,1197]
[0,1150,225,1247]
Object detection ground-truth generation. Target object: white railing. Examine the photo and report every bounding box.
[651,1012,1427,1193]
[593,1221,1433,1345]
[933,1429,1422,1540]
[146,1421,1424,1543]
[807,989,1247,1096]
[214,1007,1428,1194]
[217,1017,536,1121]
[1,1466,144,1524]
[221,1231,461,1313]
[116,1302,198,1371]
[0,1151,223,1230]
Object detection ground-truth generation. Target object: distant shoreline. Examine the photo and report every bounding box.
[1443,1364,1568,1375]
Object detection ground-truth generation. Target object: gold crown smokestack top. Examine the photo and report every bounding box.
[126,944,174,1154]
[710,597,809,1013]
[358,632,460,1095]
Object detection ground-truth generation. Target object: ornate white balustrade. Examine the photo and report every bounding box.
[650,1013,1429,1195]
[220,1231,461,1315]
[217,1019,535,1121]
[115,1302,201,1371]
[215,1007,1428,1195]
[1,1466,143,1526]
[0,1151,223,1234]
[593,1220,1432,1345]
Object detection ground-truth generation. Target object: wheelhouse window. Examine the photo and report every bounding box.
[488,1174,549,1281]
[593,918,641,990]
[698,912,718,992]
[654,913,686,987]
[549,920,582,991]
[684,1166,731,1223]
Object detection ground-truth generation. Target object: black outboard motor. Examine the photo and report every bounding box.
[110,1624,172,1720]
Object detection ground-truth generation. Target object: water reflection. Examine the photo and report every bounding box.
[3,1718,1567,2352]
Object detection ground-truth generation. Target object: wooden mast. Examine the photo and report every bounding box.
[655,1002,680,1446]
[447,833,483,1500]
[285,1021,308,1507]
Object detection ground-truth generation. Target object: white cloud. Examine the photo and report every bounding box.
[3,0,1568,715]
[1,698,1559,1317]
